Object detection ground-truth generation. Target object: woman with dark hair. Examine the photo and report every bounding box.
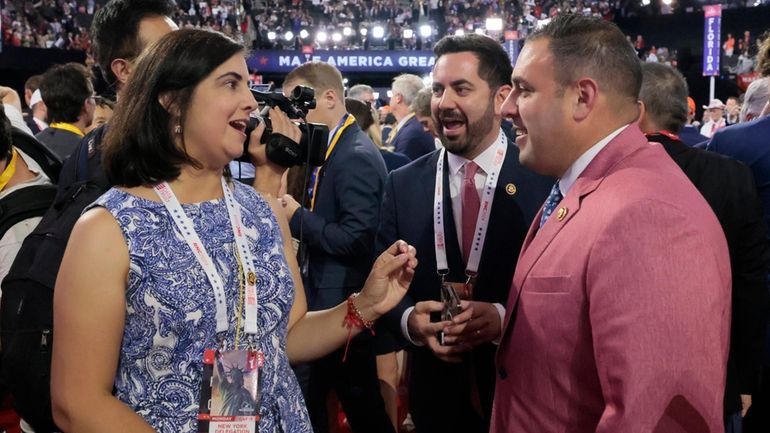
[50,29,416,433]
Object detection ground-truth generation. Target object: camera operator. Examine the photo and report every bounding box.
[261,61,392,433]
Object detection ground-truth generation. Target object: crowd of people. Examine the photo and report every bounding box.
[3,1,770,433]
[2,0,742,53]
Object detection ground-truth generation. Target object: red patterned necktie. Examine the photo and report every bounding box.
[461,161,480,263]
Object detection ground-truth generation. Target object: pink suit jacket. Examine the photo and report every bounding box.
[491,125,731,433]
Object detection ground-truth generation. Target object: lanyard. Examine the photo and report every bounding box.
[433,131,507,278]
[646,130,681,141]
[49,122,84,137]
[154,178,258,336]
[0,149,18,192]
[310,113,356,210]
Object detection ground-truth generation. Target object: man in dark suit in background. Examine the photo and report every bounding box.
[279,62,393,433]
[708,105,770,433]
[387,74,438,160]
[35,63,95,160]
[639,62,770,433]
[376,34,551,433]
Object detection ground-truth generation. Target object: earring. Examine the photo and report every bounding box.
[174,124,181,134]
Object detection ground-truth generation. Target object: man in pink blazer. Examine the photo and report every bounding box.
[490,14,732,432]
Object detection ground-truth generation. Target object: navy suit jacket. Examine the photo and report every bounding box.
[390,115,435,161]
[375,134,552,418]
[679,125,708,147]
[707,116,770,243]
[289,121,387,310]
[379,149,410,172]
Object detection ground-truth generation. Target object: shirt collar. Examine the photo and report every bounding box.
[446,128,505,177]
[395,112,415,132]
[558,124,629,196]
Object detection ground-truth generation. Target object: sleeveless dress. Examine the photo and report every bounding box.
[91,181,313,433]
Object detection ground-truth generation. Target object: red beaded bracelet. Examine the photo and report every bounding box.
[342,293,375,362]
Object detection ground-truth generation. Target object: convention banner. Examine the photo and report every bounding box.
[248,50,436,73]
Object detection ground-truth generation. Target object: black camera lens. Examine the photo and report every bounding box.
[290,85,315,103]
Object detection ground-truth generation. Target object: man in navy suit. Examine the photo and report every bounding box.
[639,62,769,433]
[279,62,392,433]
[388,74,437,160]
[376,34,552,433]
[707,113,770,432]
[708,115,770,254]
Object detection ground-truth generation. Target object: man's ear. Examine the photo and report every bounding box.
[110,58,133,88]
[637,100,654,133]
[572,77,599,122]
[324,89,337,109]
[494,84,512,115]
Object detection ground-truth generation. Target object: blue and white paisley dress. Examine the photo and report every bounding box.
[91,181,312,433]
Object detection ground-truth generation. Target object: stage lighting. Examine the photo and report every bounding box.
[485,17,503,32]
[284,31,294,41]
[419,24,432,38]
[372,26,385,39]
[317,31,328,42]
[403,28,414,39]
[474,28,485,35]
[332,32,342,42]
[299,29,309,39]
[267,31,276,40]
[360,28,368,36]
[454,29,465,36]
[343,27,353,36]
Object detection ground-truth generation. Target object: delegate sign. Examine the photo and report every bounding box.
[703,5,721,77]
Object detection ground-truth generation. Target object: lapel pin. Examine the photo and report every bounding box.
[556,207,568,221]
[505,183,517,195]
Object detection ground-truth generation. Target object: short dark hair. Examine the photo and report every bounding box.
[91,0,176,86]
[0,109,12,160]
[39,63,94,123]
[102,29,245,187]
[433,33,513,90]
[529,14,642,102]
[639,62,688,133]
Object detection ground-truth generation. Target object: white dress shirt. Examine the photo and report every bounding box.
[699,118,726,138]
[557,124,628,197]
[401,129,507,345]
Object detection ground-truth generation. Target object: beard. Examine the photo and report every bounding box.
[434,99,496,157]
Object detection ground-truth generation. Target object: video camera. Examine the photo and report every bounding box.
[240,84,329,167]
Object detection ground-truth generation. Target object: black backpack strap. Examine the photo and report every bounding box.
[0,185,58,240]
